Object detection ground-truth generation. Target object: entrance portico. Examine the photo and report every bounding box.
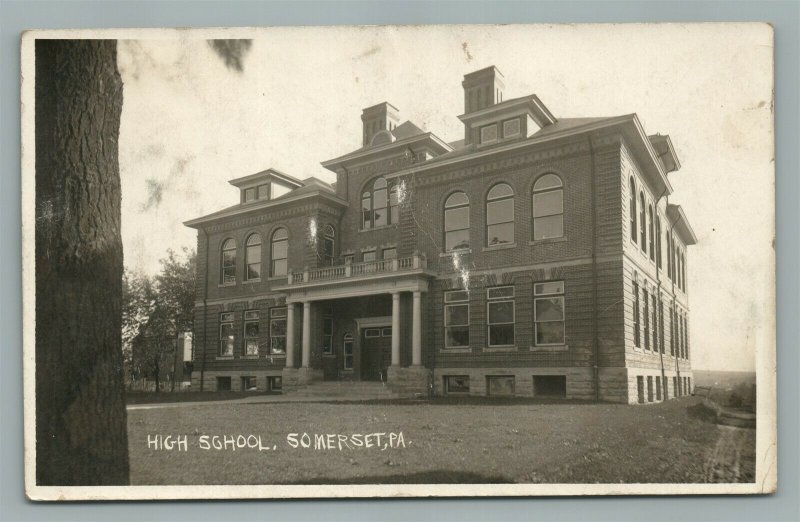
[274,254,432,394]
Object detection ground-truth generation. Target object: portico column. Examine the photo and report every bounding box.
[301,301,311,368]
[412,290,422,366]
[285,303,295,367]
[391,292,401,367]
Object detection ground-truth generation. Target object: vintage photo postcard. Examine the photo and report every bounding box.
[21,24,776,500]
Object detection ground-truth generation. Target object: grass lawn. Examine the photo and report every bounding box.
[127,396,753,485]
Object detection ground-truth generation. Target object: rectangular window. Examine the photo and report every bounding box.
[486,375,515,396]
[257,183,270,200]
[656,376,662,400]
[216,377,232,391]
[503,118,521,138]
[382,248,397,260]
[444,290,470,348]
[343,337,354,370]
[480,123,498,144]
[633,280,641,347]
[241,376,257,392]
[643,287,650,350]
[244,310,260,356]
[219,313,234,356]
[244,187,256,202]
[652,294,659,353]
[673,376,679,397]
[647,376,654,402]
[322,317,334,355]
[659,301,665,354]
[445,375,470,394]
[269,307,287,355]
[637,376,644,404]
[487,286,515,347]
[533,375,567,398]
[364,328,381,338]
[362,250,376,262]
[343,254,354,265]
[534,281,565,345]
[268,376,282,391]
[381,327,392,338]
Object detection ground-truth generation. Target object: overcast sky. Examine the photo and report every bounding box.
[116,24,773,372]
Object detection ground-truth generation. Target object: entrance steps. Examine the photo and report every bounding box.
[283,381,401,400]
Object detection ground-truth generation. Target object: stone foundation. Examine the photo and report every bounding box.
[387,366,430,397]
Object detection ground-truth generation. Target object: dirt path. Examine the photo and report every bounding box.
[704,425,756,483]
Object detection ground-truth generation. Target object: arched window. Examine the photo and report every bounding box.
[486,183,515,245]
[270,227,288,277]
[629,178,637,243]
[361,177,398,229]
[656,216,662,269]
[681,252,687,292]
[220,238,236,284]
[639,192,647,253]
[648,205,655,261]
[245,233,261,280]
[532,174,564,240]
[671,238,677,284]
[321,225,335,266]
[444,191,470,251]
[667,232,673,279]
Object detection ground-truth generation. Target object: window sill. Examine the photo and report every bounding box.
[440,249,472,258]
[267,276,287,281]
[440,347,472,353]
[359,224,397,233]
[215,356,235,360]
[241,355,260,360]
[529,236,568,246]
[482,243,516,252]
[217,283,236,288]
[530,344,568,352]
[243,279,262,285]
[267,354,287,358]
[482,346,518,353]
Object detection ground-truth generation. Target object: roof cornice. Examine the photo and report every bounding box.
[666,204,698,245]
[184,190,348,229]
[321,132,453,172]
[386,114,673,195]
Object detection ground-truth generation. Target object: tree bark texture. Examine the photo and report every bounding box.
[35,39,129,485]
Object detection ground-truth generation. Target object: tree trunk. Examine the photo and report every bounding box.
[35,40,129,485]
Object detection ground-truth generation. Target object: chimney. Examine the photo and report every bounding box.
[361,102,400,146]
[462,66,505,114]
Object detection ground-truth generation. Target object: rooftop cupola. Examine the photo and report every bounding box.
[361,102,400,147]
[462,66,505,114]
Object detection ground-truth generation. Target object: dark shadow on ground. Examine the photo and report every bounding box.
[126,391,279,405]
[275,470,512,485]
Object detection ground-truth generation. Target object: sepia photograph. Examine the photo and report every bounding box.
[21,23,776,500]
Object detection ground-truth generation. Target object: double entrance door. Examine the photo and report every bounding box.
[360,327,392,381]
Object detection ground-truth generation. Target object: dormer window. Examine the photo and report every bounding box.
[242,183,270,204]
[502,118,521,138]
[480,123,498,144]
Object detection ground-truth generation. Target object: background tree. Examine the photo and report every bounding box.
[35,40,129,485]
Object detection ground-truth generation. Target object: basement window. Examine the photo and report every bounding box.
[486,375,515,397]
[216,377,231,392]
[241,376,257,392]
[533,375,567,398]
[445,375,470,394]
